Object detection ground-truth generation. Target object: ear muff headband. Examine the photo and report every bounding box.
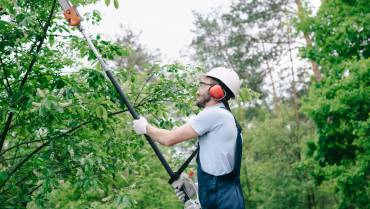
[209,85,225,100]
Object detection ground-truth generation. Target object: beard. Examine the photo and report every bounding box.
[196,92,211,108]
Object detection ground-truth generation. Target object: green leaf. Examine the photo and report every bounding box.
[36,88,45,98]
[32,102,41,108]
[113,0,119,9]
[105,0,110,6]
[59,101,71,107]
[0,171,8,181]
[49,35,55,47]
[96,105,108,120]
[39,105,47,116]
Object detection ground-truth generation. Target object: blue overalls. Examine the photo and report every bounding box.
[197,115,245,209]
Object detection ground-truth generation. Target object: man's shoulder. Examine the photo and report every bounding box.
[197,105,232,119]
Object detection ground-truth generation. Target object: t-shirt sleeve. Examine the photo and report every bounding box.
[188,108,220,136]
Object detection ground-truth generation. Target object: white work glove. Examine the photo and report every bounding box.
[172,173,199,203]
[132,116,148,134]
[174,185,186,202]
[184,199,201,209]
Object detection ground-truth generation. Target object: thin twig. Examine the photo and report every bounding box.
[47,34,79,39]
[19,0,57,89]
[0,55,13,95]
[0,139,44,156]
[133,71,156,104]
[0,106,136,190]
[0,112,14,153]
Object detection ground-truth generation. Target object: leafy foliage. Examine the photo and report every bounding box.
[191,0,313,104]
[0,1,198,208]
[241,105,337,209]
[1,0,368,208]
[192,0,369,209]
[300,0,370,208]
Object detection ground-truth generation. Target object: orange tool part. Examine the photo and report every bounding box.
[63,6,81,26]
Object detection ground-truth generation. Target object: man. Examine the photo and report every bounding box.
[132,67,245,209]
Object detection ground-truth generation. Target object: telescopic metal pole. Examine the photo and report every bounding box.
[57,0,198,201]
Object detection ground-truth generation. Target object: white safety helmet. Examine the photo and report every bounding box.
[206,67,241,98]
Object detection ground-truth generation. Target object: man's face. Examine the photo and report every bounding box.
[196,76,217,108]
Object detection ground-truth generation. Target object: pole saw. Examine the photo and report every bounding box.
[57,0,200,208]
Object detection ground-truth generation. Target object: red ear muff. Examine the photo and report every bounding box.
[209,85,225,99]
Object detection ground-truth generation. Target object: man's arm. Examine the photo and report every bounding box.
[146,123,198,146]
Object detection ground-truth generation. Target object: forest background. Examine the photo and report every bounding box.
[0,0,368,208]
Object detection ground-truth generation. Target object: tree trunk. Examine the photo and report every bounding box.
[262,42,280,111]
[295,0,322,82]
[287,26,301,153]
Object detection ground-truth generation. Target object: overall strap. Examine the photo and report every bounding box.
[231,117,243,178]
[220,107,243,179]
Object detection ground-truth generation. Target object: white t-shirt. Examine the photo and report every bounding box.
[188,103,238,176]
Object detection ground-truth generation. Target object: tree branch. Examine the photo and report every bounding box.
[0,139,44,157]
[133,72,155,104]
[28,184,42,196]
[19,0,57,89]
[0,95,153,159]
[47,34,80,39]
[0,55,13,95]
[9,164,81,197]
[0,0,57,153]
[0,112,14,153]
[0,105,139,190]
[0,92,170,194]
[3,151,46,162]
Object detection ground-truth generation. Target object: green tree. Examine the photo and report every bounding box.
[299,0,370,208]
[242,104,337,209]
[191,0,318,106]
[0,1,198,208]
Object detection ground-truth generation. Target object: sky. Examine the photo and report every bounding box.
[80,0,321,64]
[80,0,232,63]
